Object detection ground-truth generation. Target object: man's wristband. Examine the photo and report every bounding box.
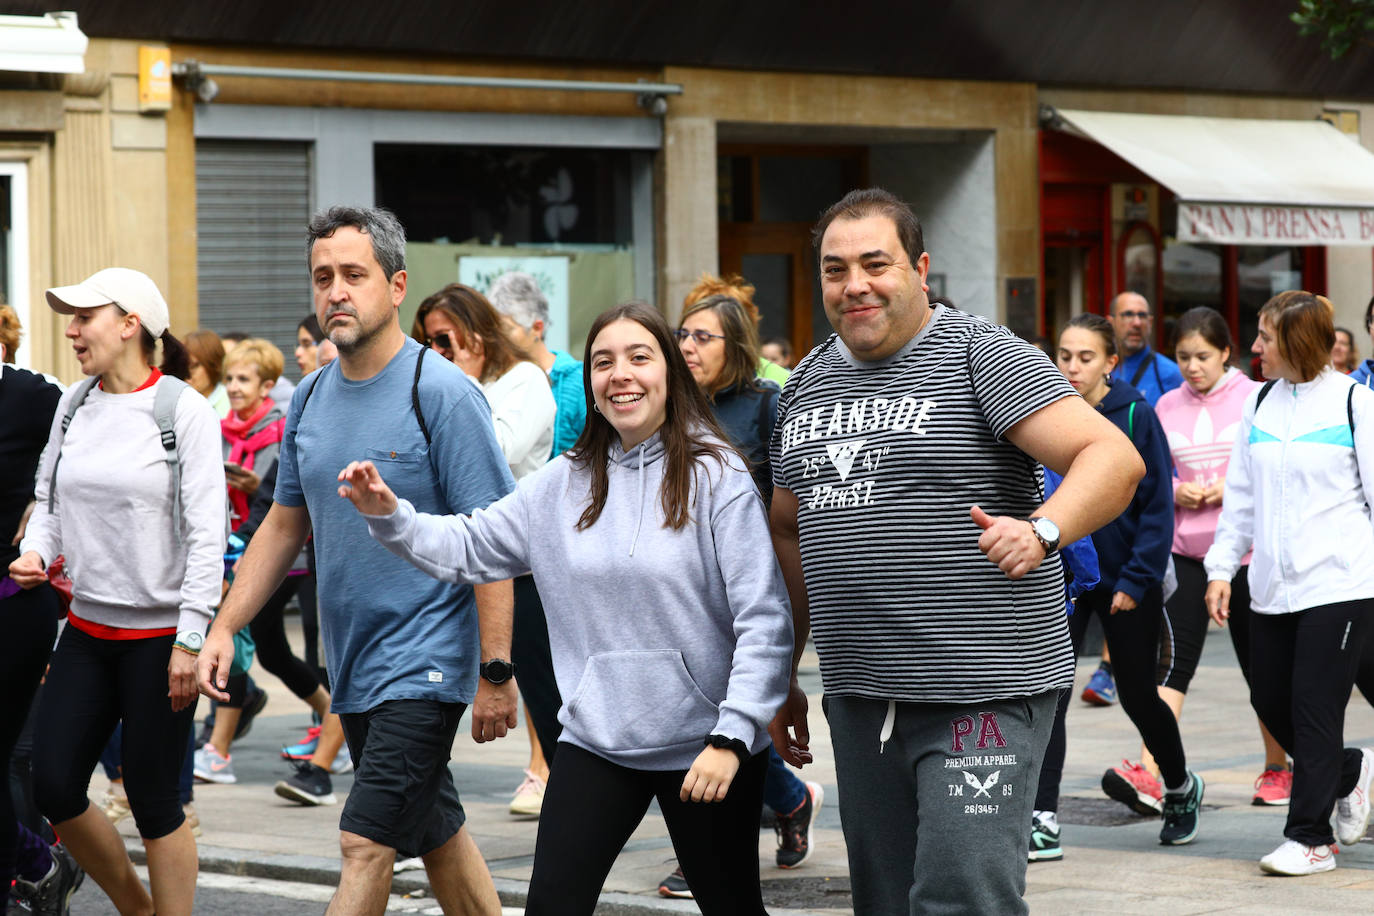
[704,734,750,766]
[172,642,200,657]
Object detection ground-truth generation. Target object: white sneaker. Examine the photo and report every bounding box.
[1335,747,1374,846]
[509,769,545,818]
[1259,839,1336,875]
[393,856,424,874]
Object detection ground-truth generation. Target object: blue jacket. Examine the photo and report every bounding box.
[1111,347,1183,407]
[710,379,781,506]
[1350,358,1374,388]
[1090,380,1174,601]
[1043,467,1100,613]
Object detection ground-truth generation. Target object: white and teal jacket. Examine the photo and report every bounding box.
[1206,368,1374,615]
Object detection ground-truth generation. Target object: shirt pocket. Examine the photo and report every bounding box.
[362,447,433,502]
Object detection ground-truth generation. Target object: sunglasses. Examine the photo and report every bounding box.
[674,328,726,345]
[425,331,455,350]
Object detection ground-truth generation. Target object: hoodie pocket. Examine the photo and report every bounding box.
[563,650,720,753]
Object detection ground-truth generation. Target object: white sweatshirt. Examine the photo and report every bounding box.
[483,360,556,482]
[1205,369,1374,615]
[21,377,227,634]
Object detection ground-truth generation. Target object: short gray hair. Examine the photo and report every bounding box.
[487,271,550,330]
[306,206,407,280]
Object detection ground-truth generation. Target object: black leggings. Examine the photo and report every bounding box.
[1,586,58,888]
[511,575,562,764]
[248,574,322,700]
[33,626,196,840]
[526,744,767,915]
[1160,557,1252,692]
[1249,599,1373,846]
[1035,584,1188,811]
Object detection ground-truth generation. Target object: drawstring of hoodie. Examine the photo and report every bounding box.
[879,699,896,754]
[628,441,647,556]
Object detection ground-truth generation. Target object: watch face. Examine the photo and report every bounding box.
[482,660,513,682]
[1032,517,1060,546]
[180,631,204,650]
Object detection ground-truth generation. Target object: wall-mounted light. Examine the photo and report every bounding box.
[171,60,218,103]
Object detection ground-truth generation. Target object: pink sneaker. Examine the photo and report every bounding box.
[1101,759,1163,816]
[1252,766,1292,806]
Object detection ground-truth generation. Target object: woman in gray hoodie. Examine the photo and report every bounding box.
[339,302,793,915]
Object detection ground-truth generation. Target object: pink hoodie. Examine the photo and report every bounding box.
[1155,367,1258,560]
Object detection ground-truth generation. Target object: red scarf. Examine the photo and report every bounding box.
[221,398,284,529]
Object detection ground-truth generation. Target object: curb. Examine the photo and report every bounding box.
[124,839,835,915]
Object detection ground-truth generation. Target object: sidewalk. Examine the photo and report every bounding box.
[109,621,1374,914]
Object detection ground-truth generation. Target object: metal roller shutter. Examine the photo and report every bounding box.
[196,140,312,379]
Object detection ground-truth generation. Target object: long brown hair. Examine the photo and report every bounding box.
[568,302,734,531]
[411,283,532,383]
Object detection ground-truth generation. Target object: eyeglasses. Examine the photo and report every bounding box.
[425,331,454,350]
[674,328,726,345]
[1118,310,1151,321]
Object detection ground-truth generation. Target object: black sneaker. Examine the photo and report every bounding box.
[656,865,692,899]
[235,686,269,739]
[12,841,84,916]
[775,781,824,869]
[274,761,337,806]
[1159,771,1204,845]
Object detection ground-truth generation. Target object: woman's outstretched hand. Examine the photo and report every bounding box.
[337,461,399,516]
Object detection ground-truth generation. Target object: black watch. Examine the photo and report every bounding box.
[704,733,750,766]
[479,658,516,685]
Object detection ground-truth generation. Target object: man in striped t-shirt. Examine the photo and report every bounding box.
[767,189,1142,915]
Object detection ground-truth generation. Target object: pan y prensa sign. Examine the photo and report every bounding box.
[1178,202,1374,246]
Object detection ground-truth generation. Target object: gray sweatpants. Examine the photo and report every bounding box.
[824,691,1058,916]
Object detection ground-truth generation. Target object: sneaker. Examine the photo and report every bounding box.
[1253,766,1293,806]
[1028,810,1062,862]
[12,842,83,916]
[775,781,824,869]
[656,865,692,899]
[193,743,237,784]
[281,726,322,761]
[1335,747,1374,846]
[1259,839,1336,876]
[99,784,131,825]
[393,856,424,874]
[1101,760,1163,816]
[183,802,202,838]
[274,761,337,806]
[328,749,354,776]
[509,770,545,818]
[1159,771,1204,845]
[1080,664,1118,706]
[234,686,269,740]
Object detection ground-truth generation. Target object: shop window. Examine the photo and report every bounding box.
[375,144,639,358]
[1160,238,1222,349]
[1237,246,1301,353]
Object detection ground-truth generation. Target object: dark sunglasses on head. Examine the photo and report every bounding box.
[425,331,454,350]
[674,328,726,345]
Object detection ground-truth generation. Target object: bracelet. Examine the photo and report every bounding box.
[172,642,201,657]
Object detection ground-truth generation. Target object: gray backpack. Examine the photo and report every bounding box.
[47,375,192,545]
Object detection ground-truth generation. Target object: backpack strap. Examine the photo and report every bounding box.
[1254,379,1277,412]
[412,347,431,447]
[1129,349,1151,387]
[1127,401,1136,439]
[46,377,100,513]
[153,378,190,546]
[1349,383,1356,434]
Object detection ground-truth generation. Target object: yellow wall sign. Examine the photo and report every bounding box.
[139,46,171,111]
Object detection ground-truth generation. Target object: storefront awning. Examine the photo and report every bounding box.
[0,11,87,75]
[1055,108,1374,247]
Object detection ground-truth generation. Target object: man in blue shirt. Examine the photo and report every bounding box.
[199,206,516,916]
[1110,292,1183,406]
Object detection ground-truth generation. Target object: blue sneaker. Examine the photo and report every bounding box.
[1081,664,1117,706]
[281,725,321,760]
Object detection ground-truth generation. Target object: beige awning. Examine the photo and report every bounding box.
[0,11,87,75]
[1056,108,1374,247]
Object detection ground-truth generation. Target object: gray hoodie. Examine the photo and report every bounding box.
[365,431,793,770]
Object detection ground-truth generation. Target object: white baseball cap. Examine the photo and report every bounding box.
[46,268,171,338]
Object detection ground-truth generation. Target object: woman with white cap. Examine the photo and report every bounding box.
[9,268,225,916]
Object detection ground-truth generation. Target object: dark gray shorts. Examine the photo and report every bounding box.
[338,699,467,859]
